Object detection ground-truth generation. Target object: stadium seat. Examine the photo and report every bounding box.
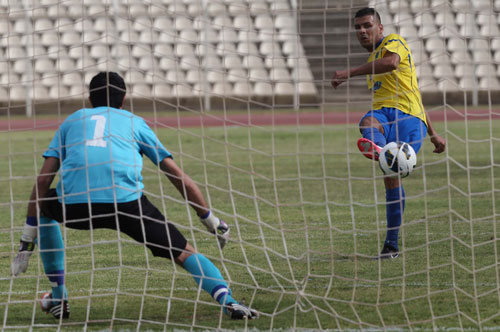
[153,84,171,98]
[233,15,254,30]
[74,18,93,32]
[140,31,159,44]
[123,70,145,84]
[56,58,76,72]
[455,64,475,78]
[414,12,434,27]
[158,31,175,44]
[197,44,218,57]
[450,50,472,64]
[298,82,317,95]
[480,21,499,38]
[166,69,186,84]
[131,45,150,58]
[223,55,243,69]
[186,69,202,83]
[7,46,25,59]
[116,57,136,69]
[200,29,219,42]
[250,1,268,15]
[426,38,447,53]
[154,17,173,30]
[9,85,25,100]
[419,77,439,91]
[435,12,455,27]
[233,81,253,96]
[213,15,233,29]
[429,53,451,66]
[187,3,203,16]
[479,76,500,89]
[180,55,199,70]
[292,67,313,81]
[237,42,259,55]
[133,17,152,32]
[494,50,500,63]
[249,68,268,81]
[243,55,264,68]
[168,2,188,15]
[437,79,459,91]
[452,0,471,10]
[175,43,194,57]
[227,68,247,82]
[27,46,46,57]
[202,55,222,70]
[30,85,50,99]
[172,84,193,98]
[90,44,109,59]
[130,3,149,16]
[238,30,259,43]
[269,0,290,11]
[34,18,53,32]
[393,12,413,26]
[277,29,295,42]
[274,82,294,95]
[265,57,287,69]
[254,14,274,31]
[212,82,233,95]
[69,84,86,97]
[416,64,434,78]
[433,64,455,79]
[207,70,226,83]
[473,0,492,10]
[61,72,83,86]
[275,14,295,30]
[174,17,192,31]
[154,44,173,56]
[2,72,20,84]
[419,24,439,37]
[260,42,281,56]
[399,26,418,40]
[287,57,309,69]
[34,58,55,73]
[131,84,152,98]
[459,77,477,90]
[448,37,467,51]
[468,38,489,51]
[254,81,272,95]
[476,64,496,77]
[218,28,239,43]
[49,84,69,99]
[270,68,291,82]
[138,57,158,71]
[472,51,492,63]
[120,31,140,43]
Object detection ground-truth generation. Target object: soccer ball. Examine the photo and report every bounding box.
[378,142,417,178]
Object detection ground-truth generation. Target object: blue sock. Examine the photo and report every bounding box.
[183,253,236,306]
[385,187,405,250]
[361,127,386,147]
[39,217,67,304]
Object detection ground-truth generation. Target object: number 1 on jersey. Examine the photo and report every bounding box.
[86,115,107,147]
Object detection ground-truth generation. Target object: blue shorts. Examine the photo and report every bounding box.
[359,107,427,154]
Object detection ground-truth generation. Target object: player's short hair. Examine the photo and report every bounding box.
[354,7,381,23]
[89,72,126,108]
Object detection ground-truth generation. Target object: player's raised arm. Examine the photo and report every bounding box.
[331,52,400,89]
[159,157,230,249]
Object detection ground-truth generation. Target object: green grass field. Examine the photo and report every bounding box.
[0,118,499,331]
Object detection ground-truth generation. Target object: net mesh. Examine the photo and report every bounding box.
[2,0,500,331]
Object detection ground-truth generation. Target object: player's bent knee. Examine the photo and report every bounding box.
[175,243,196,266]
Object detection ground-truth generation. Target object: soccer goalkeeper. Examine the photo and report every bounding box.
[331,8,446,258]
[11,72,258,320]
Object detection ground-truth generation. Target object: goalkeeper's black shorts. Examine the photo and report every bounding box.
[41,189,188,260]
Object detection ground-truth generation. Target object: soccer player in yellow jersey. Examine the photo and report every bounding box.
[331,8,446,258]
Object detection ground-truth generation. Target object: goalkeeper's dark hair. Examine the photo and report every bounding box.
[354,7,381,23]
[89,72,126,108]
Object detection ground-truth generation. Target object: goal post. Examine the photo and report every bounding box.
[2,0,500,331]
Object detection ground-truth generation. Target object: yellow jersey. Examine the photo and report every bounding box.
[366,33,427,126]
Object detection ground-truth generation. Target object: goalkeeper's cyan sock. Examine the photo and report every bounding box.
[385,186,405,250]
[361,127,386,147]
[183,253,236,305]
[39,217,67,303]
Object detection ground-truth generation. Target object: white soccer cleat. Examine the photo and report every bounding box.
[224,302,259,320]
[11,240,35,276]
[40,292,70,319]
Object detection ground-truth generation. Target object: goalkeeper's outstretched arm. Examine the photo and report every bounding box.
[12,157,60,276]
[159,157,230,248]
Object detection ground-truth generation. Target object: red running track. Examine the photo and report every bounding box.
[1,109,500,131]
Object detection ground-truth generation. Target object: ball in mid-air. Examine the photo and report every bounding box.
[378,142,416,178]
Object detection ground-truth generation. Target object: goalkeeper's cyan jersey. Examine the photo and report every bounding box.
[366,33,427,126]
[43,107,172,204]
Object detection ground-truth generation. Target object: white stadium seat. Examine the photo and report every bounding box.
[130,4,149,16]
[172,84,193,97]
[414,12,434,27]
[260,42,281,56]
[131,84,152,98]
[433,64,455,79]
[269,0,290,11]
[472,50,492,63]
[153,84,171,98]
[292,67,313,81]
[227,68,247,82]
[223,55,243,69]
[459,77,477,90]
[212,82,233,95]
[265,57,287,69]
[69,84,86,97]
[455,64,475,78]
[429,52,451,65]
[435,12,455,26]
[250,1,268,15]
[207,70,226,83]
[174,17,192,31]
[120,31,140,43]
[140,31,159,43]
[419,77,438,91]
[213,15,233,29]
[124,70,145,84]
[179,29,199,43]
[450,50,472,64]
[479,76,500,89]
[186,69,202,83]
[133,17,152,31]
[274,82,294,95]
[253,81,272,95]
[275,14,295,30]
[179,55,199,70]
[243,55,264,68]
[437,79,459,91]
[159,57,177,71]
[61,72,83,86]
[154,44,173,56]
[448,38,467,51]
[175,43,194,57]
[166,69,186,84]
[93,17,111,32]
[480,22,499,38]
[218,28,239,43]
[249,68,268,81]
[56,58,75,72]
[34,58,55,73]
[2,72,20,84]
[238,30,259,43]
[416,64,434,78]
[138,57,158,71]
[233,81,253,96]
[476,64,496,77]
[154,17,173,30]
[202,55,222,70]
[233,15,254,30]
[298,82,317,95]
[399,26,418,40]
[254,14,274,31]
[270,68,291,82]
[426,38,447,53]
[29,86,49,100]
[237,41,259,55]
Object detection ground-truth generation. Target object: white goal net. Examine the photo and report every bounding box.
[2,0,500,331]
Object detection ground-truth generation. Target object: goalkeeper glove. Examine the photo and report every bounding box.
[199,211,230,249]
[11,217,37,276]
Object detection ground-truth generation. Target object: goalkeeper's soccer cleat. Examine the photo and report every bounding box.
[40,292,70,319]
[357,138,382,161]
[11,239,35,276]
[376,244,399,260]
[224,302,259,320]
